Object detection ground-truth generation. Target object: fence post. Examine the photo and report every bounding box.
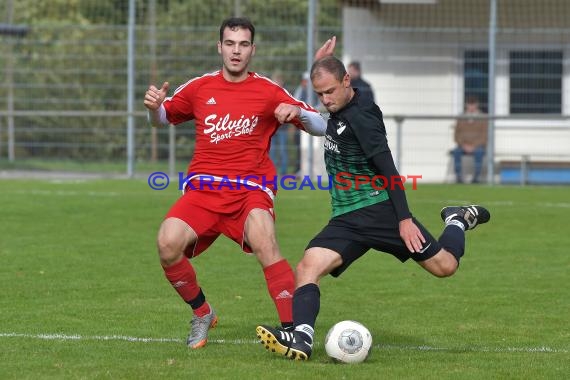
[168,125,175,177]
[6,52,15,162]
[394,116,404,172]
[126,0,136,178]
[486,0,498,185]
[149,0,158,163]
[520,154,529,186]
[306,0,317,179]
[5,0,15,161]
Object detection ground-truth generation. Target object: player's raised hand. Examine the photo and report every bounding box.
[144,81,169,110]
[314,36,336,61]
[274,103,301,124]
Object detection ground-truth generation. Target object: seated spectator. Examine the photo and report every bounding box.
[451,96,488,183]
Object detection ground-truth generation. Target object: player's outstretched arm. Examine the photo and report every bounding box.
[274,103,326,136]
[314,36,336,61]
[144,81,169,127]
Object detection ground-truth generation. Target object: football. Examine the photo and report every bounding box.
[324,320,373,364]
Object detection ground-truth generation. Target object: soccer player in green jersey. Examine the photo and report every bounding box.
[256,38,491,361]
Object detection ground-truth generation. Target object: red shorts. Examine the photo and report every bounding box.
[165,187,275,258]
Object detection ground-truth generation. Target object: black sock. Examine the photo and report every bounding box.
[281,321,293,329]
[293,283,320,331]
[438,225,465,263]
[187,288,206,309]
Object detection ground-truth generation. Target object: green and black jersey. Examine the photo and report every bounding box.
[324,92,391,217]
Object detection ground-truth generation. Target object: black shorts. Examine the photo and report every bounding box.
[306,201,441,277]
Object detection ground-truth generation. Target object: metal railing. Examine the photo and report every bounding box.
[2,110,569,185]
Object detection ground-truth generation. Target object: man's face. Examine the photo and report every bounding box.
[312,69,353,113]
[466,102,480,113]
[217,27,255,79]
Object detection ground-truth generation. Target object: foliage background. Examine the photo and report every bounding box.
[1,0,342,162]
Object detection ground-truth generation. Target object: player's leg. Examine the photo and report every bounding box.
[244,207,295,328]
[292,247,343,342]
[451,146,464,183]
[472,146,486,183]
[417,248,461,277]
[359,201,482,278]
[157,217,209,315]
[257,216,368,361]
[257,247,342,360]
[160,195,219,349]
[417,205,490,277]
[157,217,196,266]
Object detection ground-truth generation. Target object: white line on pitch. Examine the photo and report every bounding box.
[416,199,570,209]
[1,332,567,354]
[0,332,181,343]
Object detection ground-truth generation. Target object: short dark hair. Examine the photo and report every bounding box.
[348,61,361,71]
[310,56,347,82]
[219,17,255,43]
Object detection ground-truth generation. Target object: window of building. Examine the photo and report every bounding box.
[509,51,563,114]
[464,50,489,113]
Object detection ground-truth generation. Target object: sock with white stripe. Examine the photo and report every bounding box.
[295,324,314,346]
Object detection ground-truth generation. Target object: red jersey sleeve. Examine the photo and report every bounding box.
[162,78,198,125]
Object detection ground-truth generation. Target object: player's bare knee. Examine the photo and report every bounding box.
[295,259,319,283]
[431,260,458,278]
[295,259,309,276]
[251,239,277,256]
[296,254,336,283]
[156,218,196,265]
[157,229,187,266]
[420,249,459,278]
[251,237,282,266]
[156,234,183,265]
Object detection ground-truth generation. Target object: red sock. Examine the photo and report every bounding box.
[193,302,211,317]
[163,258,201,304]
[263,259,294,325]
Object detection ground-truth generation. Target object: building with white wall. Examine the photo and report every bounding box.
[336,0,570,183]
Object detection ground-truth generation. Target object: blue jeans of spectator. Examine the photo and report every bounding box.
[452,145,485,182]
[270,128,289,175]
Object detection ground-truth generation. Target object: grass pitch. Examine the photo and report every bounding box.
[0,179,568,379]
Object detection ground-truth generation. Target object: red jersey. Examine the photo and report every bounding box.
[163,70,319,189]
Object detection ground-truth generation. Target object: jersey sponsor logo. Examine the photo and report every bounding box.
[204,113,259,144]
[336,120,347,135]
[324,134,340,154]
[206,97,217,105]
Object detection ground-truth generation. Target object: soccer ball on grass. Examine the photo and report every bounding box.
[324,320,373,364]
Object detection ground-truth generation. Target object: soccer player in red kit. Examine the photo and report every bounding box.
[143,17,326,349]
